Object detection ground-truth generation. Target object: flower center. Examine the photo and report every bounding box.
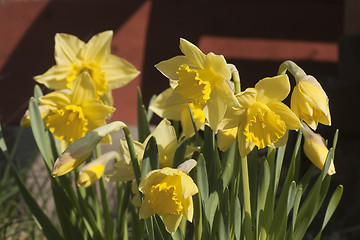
[175,64,211,104]
[46,105,88,144]
[67,62,107,96]
[244,102,286,149]
[148,181,183,216]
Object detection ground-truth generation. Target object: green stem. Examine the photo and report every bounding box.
[123,126,142,186]
[278,60,307,81]
[241,156,253,240]
[229,64,241,94]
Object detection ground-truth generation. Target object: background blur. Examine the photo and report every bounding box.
[1,0,359,238]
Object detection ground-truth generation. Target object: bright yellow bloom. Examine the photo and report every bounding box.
[34,31,139,104]
[291,75,331,130]
[139,162,198,233]
[52,121,126,177]
[77,151,118,187]
[302,123,335,175]
[221,75,302,157]
[40,72,115,150]
[150,88,205,138]
[155,38,238,132]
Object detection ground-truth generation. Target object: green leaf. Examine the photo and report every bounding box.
[314,185,343,240]
[219,141,237,191]
[205,191,219,230]
[188,105,202,146]
[137,87,151,142]
[257,158,270,237]
[173,137,187,168]
[28,97,53,171]
[33,84,44,100]
[196,154,209,204]
[147,94,157,122]
[142,136,158,178]
[233,197,241,240]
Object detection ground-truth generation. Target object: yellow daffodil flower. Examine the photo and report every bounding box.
[150,88,205,138]
[302,123,335,175]
[77,151,119,187]
[221,75,302,157]
[155,38,238,132]
[40,72,115,150]
[291,75,331,130]
[52,121,126,177]
[34,31,140,104]
[139,160,198,233]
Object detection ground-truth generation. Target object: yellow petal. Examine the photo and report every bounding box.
[155,56,189,80]
[119,138,145,165]
[179,38,206,68]
[80,30,113,65]
[82,100,114,126]
[302,124,335,175]
[54,33,84,65]
[139,195,156,219]
[150,88,188,121]
[202,89,228,132]
[236,88,257,108]
[103,55,140,89]
[71,72,97,105]
[39,91,71,111]
[34,65,71,90]
[255,75,290,103]
[267,101,301,130]
[217,127,238,152]
[206,52,231,81]
[162,214,183,234]
[237,121,255,158]
[182,196,194,222]
[180,103,205,138]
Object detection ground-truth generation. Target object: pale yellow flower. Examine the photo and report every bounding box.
[150,88,205,138]
[291,75,331,130]
[302,123,335,175]
[221,75,302,157]
[34,31,139,104]
[40,72,114,150]
[105,119,198,182]
[155,38,238,132]
[77,151,118,187]
[139,161,198,233]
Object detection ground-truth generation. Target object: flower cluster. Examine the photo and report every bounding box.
[35,36,337,235]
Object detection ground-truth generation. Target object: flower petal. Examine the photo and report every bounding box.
[206,52,231,81]
[103,55,140,89]
[202,89,228,132]
[267,101,301,130]
[71,72,97,105]
[80,30,113,65]
[161,214,183,234]
[179,38,206,68]
[255,74,290,103]
[217,127,237,152]
[39,91,71,111]
[54,33,84,65]
[156,56,189,80]
[34,65,70,90]
[237,121,255,158]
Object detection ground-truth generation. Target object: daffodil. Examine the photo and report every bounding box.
[34,31,140,104]
[221,75,302,157]
[40,72,115,150]
[155,38,238,132]
[278,60,331,130]
[302,123,335,175]
[139,160,198,233]
[150,88,205,138]
[291,75,331,130]
[105,138,145,182]
[77,151,119,187]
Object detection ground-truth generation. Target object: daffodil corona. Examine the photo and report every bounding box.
[139,165,198,233]
[155,38,238,132]
[34,31,140,104]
